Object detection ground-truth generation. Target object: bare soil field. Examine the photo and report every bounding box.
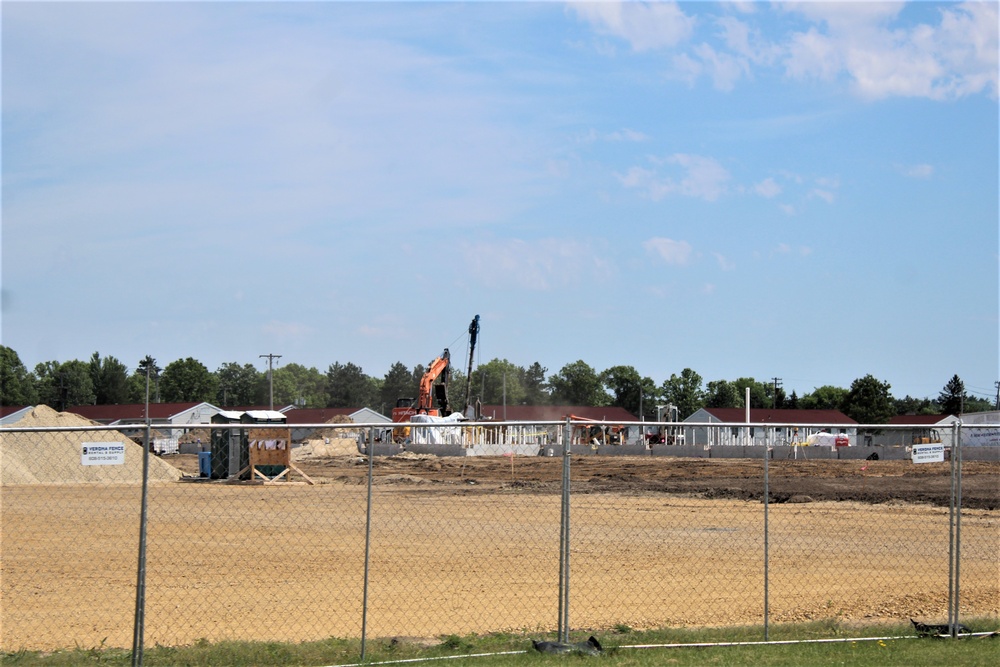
[2,454,998,651]
[177,451,1000,508]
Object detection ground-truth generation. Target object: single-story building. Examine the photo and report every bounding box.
[683,408,858,447]
[1,405,33,425]
[66,401,221,428]
[872,414,960,447]
[475,405,641,446]
[66,402,224,452]
[282,406,392,443]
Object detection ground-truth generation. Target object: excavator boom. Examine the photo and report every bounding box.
[390,317,478,440]
[417,349,451,413]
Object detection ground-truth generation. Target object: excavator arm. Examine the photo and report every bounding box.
[417,349,451,414]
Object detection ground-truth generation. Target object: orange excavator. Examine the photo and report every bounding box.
[391,348,452,441]
[391,316,481,442]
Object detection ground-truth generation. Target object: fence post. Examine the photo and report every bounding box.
[558,418,572,643]
[130,420,152,667]
[360,425,375,662]
[951,421,964,636]
[946,421,956,637]
[763,425,770,641]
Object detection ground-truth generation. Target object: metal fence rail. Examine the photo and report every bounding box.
[1,419,997,664]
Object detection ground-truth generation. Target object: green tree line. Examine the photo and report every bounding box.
[0,345,993,422]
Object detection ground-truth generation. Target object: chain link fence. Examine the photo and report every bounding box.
[2,417,997,663]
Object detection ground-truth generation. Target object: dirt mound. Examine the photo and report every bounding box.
[308,415,360,441]
[293,437,359,459]
[2,405,182,485]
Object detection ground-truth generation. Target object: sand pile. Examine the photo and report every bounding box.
[293,438,359,459]
[292,415,362,459]
[1,405,183,485]
[308,415,358,441]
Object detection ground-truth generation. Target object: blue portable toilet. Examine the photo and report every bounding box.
[198,451,212,477]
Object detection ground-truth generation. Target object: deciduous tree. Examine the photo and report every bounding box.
[602,365,655,418]
[548,360,610,407]
[704,379,742,409]
[661,368,705,419]
[732,378,769,409]
[842,375,894,425]
[216,362,264,407]
[271,363,327,408]
[89,352,129,405]
[0,346,38,406]
[799,385,848,411]
[471,358,526,406]
[160,358,217,403]
[34,360,95,409]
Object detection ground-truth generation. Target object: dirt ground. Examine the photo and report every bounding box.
[2,454,998,651]
[174,451,1000,509]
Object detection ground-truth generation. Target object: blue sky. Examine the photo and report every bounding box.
[2,1,998,403]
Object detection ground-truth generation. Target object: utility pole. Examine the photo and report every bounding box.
[995,381,999,410]
[771,377,783,409]
[259,354,282,410]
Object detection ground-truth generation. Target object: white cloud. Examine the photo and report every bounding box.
[753,177,782,198]
[606,128,649,142]
[619,153,730,202]
[717,15,781,66]
[579,1,997,100]
[785,27,842,81]
[460,238,613,290]
[811,189,836,204]
[691,42,751,91]
[665,15,781,90]
[781,1,999,100]
[729,1,757,15]
[644,237,693,266]
[713,252,736,271]
[773,243,812,257]
[670,52,703,86]
[570,1,696,52]
[668,154,730,200]
[901,163,934,179]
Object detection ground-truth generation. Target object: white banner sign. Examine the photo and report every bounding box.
[962,428,1000,447]
[81,442,126,466]
[911,443,945,464]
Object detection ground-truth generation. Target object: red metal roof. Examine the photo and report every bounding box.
[1,405,31,418]
[700,407,858,424]
[888,414,956,425]
[66,402,204,422]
